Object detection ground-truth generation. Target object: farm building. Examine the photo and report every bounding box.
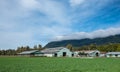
[99,52,106,57]
[77,50,100,57]
[106,52,120,57]
[41,47,72,57]
[18,50,43,56]
[73,51,80,57]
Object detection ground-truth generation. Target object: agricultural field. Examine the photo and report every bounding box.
[0,57,120,72]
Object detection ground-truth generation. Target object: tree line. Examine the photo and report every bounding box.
[66,43,120,52]
[0,44,42,55]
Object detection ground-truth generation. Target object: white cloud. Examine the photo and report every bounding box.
[70,0,85,6]
[0,0,72,49]
[55,27,120,41]
[0,0,70,24]
[20,0,71,25]
[37,0,71,25]
[40,25,72,36]
[21,0,38,9]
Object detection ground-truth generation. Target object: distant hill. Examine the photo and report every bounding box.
[45,34,120,48]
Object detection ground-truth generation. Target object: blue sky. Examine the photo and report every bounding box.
[0,0,120,49]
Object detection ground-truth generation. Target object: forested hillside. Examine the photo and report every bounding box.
[45,34,120,48]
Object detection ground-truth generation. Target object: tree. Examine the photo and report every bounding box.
[116,44,120,51]
[89,43,97,50]
[38,44,42,50]
[1,50,6,55]
[66,44,73,51]
[34,45,37,50]
[25,46,30,51]
[0,50,1,55]
[80,45,88,50]
[21,46,24,52]
[16,47,20,53]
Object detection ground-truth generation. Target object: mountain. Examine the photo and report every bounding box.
[45,34,120,48]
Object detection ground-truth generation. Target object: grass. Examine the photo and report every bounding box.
[0,57,120,72]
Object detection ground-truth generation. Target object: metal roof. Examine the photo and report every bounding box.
[18,50,39,55]
[79,50,100,54]
[106,52,120,55]
[41,47,66,54]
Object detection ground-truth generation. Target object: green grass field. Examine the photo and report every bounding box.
[0,57,120,72]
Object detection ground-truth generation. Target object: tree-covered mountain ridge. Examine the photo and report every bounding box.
[45,34,120,48]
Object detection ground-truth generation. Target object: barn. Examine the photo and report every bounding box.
[18,50,43,56]
[41,47,72,57]
[77,50,100,57]
[106,52,120,57]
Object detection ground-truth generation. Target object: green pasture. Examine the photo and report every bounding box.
[0,57,120,72]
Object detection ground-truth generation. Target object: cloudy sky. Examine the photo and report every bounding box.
[0,0,120,49]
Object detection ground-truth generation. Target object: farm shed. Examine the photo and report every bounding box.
[41,47,72,57]
[73,51,80,57]
[106,52,120,57]
[99,52,106,57]
[18,50,43,56]
[78,50,100,57]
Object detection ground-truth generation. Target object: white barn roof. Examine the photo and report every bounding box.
[41,47,66,54]
[106,52,120,55]
[18,50,39,55]
[79,50,100,54]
